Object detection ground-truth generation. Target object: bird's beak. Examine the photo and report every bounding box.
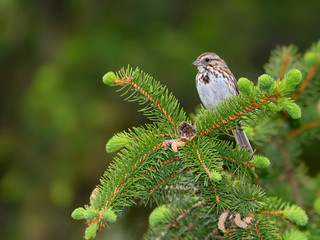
[192,60,201,66]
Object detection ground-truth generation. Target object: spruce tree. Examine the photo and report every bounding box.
[72,40,320,239]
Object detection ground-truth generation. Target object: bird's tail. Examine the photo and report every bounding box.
[231,125,254,155]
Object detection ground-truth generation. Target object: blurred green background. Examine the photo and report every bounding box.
[1,0,320,239]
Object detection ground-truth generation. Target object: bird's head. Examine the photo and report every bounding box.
[192,52,228,72]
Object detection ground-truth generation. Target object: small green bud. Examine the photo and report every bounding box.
[277,98,301,119]
[85,222,98,239]
[285,68,302,84]
[283,205,308,226]
[267,102,282,112]
[238,77,257,99]
[106,133,132,153]
[257,74,275,95]
[149,205,173,227]
[84,208,99,220]
[314,197,320,215]
[304,52,319,66]
[282,230,307,240]
[102,208,117,223]
[251,155,270,168]
[210,170,222,182]
[71,207,85,220]
[102,71,117,86]
[277,69,302,94]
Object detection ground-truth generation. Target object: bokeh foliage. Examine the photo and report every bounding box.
[1,1,320,239]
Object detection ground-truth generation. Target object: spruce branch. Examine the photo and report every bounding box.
[231,216,281,240]
[259,197,308,226]
[292,65,319,101]
[141,157,181,176]
[286,121,320,139]
[195,148,220,202]
[103,67,187,132]
[279,49,292,80]
[73,51,310,239]
[196,94,275,137]
[293,42,320,101]
[264,45,301,80]
[148,168,190,196]
[219,155,254,169]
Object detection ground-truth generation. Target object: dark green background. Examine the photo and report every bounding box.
[1,1,320,239]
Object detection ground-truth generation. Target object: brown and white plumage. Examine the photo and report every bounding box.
[192,52,253,154]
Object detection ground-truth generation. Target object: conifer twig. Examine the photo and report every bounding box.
[149,169,190,195]
[118,77,176,125]
[105,142,163,207]
[141,157,181,176]
[253,220,262,240]
[198,95,278,137]
[279,50,292,80]
[258,210,283,216]
[286,121,320,139]
[292,65,319,100]
[196,149,220,202]
[219,155,254,169]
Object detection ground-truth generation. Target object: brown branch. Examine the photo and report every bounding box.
[258,210,283,216]
[286,121,320,139]
[141,157,181,176]
[196,149,220,202]
[117,77,176,125]
[219,155,254,169]
[105,142,163,207]
[292,65,319,101]
[149,168,190,195]
[279,50,292,80]
[198,95,277,137]
[253,220,262,240]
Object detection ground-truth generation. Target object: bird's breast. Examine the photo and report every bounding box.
[196,72,236,110]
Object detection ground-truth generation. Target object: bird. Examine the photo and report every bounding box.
[192,52,253,154]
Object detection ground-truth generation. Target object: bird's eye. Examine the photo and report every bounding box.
[205,58,210,62]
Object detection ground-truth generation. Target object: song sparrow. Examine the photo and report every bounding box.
[192,52,253,154]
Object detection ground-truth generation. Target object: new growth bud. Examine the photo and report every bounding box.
[251,156,270,168]
[103,71,117,86]
[267,102,283,112]
[277,98,301,119]
[258,74,275,95]
[84,208,99,220]
[102,208,117,223]
[238,77,257,99]
[210,170,222,182]
[71,207,86,220]
[85,222,98,239]
[283,205,308,226]
[282,230,308,240]
[277,69,302,94]
[106,133,132,153]
[149,205,173,227]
